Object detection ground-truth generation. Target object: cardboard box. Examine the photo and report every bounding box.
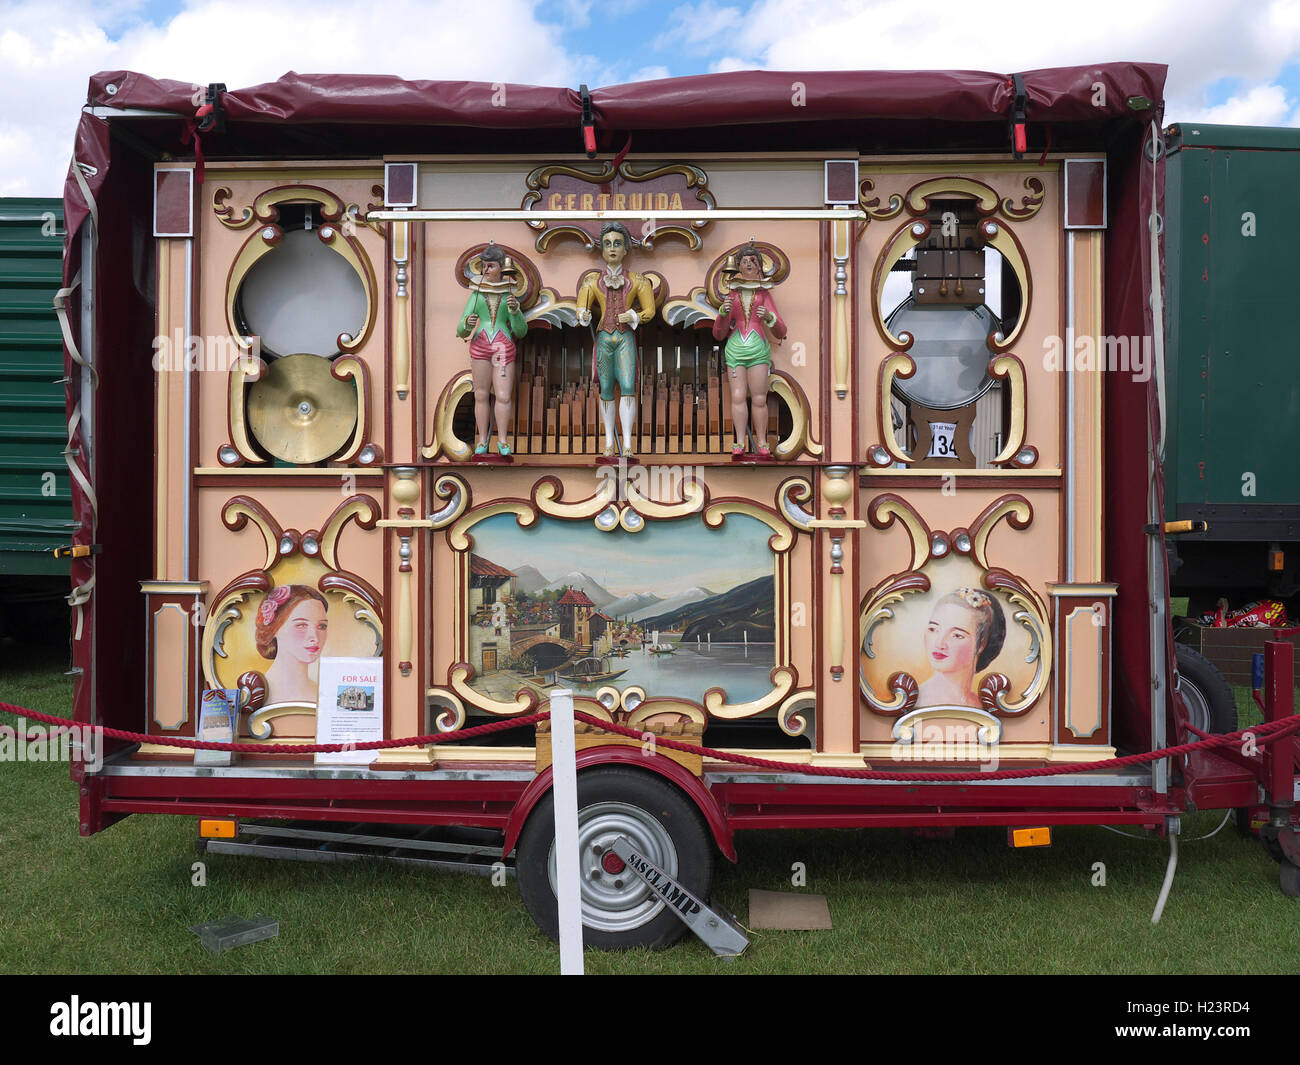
[1180,622,1300,686]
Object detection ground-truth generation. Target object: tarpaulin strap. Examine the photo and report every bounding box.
[579,84,596,158]
[1008,73,1027,159]
[53,266,98,641]
[1148,120,1167,461]
[181,118,206,184]
[2,700,1297,783]
[70,161,98,235]
[612,134,632,170]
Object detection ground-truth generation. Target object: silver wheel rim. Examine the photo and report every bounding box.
[1180,677,1212,734]
[547,801,677,933]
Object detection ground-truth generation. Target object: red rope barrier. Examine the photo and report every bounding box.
[0,701,545,754]
[571,710,1300,782]
[1,700,1296,782]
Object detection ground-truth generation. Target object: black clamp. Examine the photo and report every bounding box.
[579,84,596,159]
[1009,73,1027,160]
[197,83,227,134]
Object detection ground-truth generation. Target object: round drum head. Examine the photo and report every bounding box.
[886,299,1000,410]
[238,228,366,357]
[247,353,357,464]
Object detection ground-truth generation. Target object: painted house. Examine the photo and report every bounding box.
[469,554,515,673]
[556,587,594,648]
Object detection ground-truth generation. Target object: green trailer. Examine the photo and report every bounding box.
[1164,123,1300,601]
[0,198,71,634]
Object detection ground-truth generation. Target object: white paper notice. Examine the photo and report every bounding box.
[314,656,383,765]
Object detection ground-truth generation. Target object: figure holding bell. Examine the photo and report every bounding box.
[457,244,526,457]
[712,242,787,459]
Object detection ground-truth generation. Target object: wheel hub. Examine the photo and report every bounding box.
[548,801,677,933]
[1180,677,1211,734]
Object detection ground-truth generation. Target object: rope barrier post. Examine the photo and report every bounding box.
[1264,640,1295,831]
[549,689,584,975]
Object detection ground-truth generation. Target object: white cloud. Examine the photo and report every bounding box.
[5,0,1300,195]
[556,0,593,27]
[664,0,1300,127]
[1181,83,1296,126]
[655,3,743,55]
[627,65,671,82]
[710,55,751,74]
[0,0,585,195]
[721,0,1300,103]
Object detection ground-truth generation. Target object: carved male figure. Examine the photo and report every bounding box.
[577,222,656,458]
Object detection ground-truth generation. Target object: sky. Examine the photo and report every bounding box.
[2,0,1299,195]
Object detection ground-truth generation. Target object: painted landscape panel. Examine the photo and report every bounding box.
[465,513,776,705]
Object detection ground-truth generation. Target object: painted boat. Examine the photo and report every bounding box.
[558,656,631,684]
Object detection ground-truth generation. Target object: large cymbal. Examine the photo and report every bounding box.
[247,353,357,464]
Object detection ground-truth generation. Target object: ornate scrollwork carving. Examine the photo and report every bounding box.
[769,372,823,460]
[859,177,904,220]
[860,493,1051,720]
[448,661,538,716]
[426,687,467,733]
[1001,176,1046,220]
[425,371,475,461]
[776,477,816,532]
[428,474,469,529]
[704,665,796,721]
[204,495,384,738]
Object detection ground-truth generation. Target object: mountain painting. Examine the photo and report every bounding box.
[464,513,776,706]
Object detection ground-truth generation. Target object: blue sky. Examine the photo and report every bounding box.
[3,0,1300,194]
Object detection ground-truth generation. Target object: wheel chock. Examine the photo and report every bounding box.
[609,835,749,957]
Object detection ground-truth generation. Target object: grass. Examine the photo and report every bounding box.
[1,643,1298,975]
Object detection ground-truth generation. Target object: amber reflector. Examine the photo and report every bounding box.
[1010,827,1051,848]
[199,819,237,839]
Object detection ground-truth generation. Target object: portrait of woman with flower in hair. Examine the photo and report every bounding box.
[256,584,329,705]
[917,587,1007,708]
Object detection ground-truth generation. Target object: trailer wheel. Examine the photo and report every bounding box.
[515,767,714,950]
[1174,644,1237,737]
[1281,861,1300,899]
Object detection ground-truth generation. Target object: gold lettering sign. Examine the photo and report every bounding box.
[522,161,716,250]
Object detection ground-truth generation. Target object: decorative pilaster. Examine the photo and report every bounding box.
[808,466,865,682]
[831,213,851,398]
[392,219,411,400]
[390,467,419,675]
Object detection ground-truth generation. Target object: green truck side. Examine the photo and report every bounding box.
[0,198,71,583]
[1164,123,1300,599]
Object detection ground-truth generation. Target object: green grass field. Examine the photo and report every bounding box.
[2,643,1297,975]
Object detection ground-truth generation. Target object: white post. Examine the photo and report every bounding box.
[549,688,583,975]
